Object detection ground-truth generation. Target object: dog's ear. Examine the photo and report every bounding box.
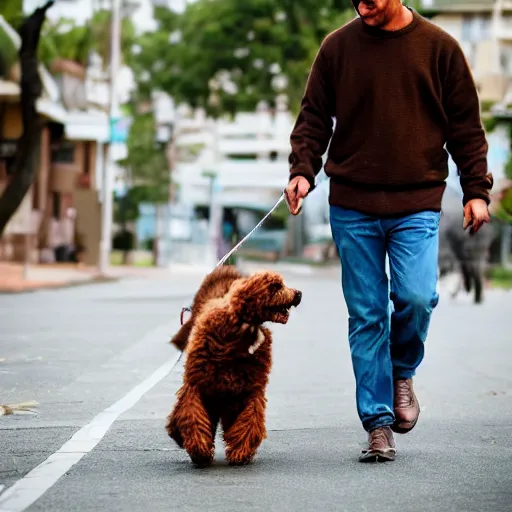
[228,277,259,316]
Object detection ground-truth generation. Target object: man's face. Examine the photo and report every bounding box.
[355,0,395,27]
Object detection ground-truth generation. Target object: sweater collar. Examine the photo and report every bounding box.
[359,7,420,39]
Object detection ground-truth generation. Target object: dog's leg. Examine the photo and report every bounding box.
[222,390,267,466]
[165,385,215,466]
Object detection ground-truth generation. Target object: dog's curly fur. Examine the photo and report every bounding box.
[166,265,302,466]
[170,265,242,351]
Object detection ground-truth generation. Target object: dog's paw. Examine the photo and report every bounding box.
[189,451,214,467]
[227,458,253,466]
[225,450,255,466]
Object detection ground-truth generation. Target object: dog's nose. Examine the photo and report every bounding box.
[292,290,302,306]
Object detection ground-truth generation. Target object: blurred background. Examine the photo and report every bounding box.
[0,0,511,296]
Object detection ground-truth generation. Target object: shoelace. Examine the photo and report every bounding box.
[395,380,413,407]
[369,428,388,449]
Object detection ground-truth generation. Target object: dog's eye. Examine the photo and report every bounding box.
[269,283,282,294]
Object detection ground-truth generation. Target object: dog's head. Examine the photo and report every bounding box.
[228,271,302,325]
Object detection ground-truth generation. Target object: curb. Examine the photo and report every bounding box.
[0,275,119,295]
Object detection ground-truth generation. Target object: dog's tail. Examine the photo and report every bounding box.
[170,320,193,352]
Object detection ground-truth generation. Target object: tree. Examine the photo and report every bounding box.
[113,185,155,264]
[130,0,355,115]
[0,1,54,236]
[120,108,170,265]
[38,9,136,69]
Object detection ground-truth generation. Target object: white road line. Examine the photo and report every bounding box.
[0,352,181,512]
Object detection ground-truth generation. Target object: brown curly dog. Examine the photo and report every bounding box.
[166,266,302,466]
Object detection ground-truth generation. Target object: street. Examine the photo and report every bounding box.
[0,267,511,512]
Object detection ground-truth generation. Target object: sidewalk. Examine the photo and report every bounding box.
[0,258,343,294]
[0,262,110,293]
[0,261,210,294]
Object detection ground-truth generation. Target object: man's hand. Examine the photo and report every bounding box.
[285,176,310,216]
[463,198,490,235]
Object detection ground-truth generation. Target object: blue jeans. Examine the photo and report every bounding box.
[330,205,440,432]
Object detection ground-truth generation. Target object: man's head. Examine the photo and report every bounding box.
[352,0,404,28]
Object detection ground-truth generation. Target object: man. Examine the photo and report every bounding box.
[285,0,493,462]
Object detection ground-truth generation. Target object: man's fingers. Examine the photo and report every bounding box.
[285,177,310,215]
[297,180,310,198]
[284,185,298,215]
[470,219,482,234]
[463,204,473,230]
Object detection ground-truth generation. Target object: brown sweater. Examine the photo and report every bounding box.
[288,9,494,216]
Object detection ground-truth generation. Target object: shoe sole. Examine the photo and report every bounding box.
[391,415,418,434]
[359,451,396,463]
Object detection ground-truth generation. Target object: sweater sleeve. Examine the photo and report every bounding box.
[288,46,335,192]
[443,44,493,205]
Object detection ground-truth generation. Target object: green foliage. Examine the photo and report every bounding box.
[121,110,170,208]
[500,187,512,218]
[113,184,166,226]
[39,18,91,66]
[0,24,18,78]
[130,0,356,115]
[483,115,499,134]
[486,265,512,289]
[112,229,135,251]
[2,0,23,29]
[38,10,136,68]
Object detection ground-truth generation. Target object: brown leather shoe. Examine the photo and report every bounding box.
[359,426,396,462]
[392,378,420,434]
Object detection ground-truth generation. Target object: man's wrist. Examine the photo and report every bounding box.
[289,169,315,193]
[462,193,490,207]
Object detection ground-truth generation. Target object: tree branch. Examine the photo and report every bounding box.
[0,0,54,236]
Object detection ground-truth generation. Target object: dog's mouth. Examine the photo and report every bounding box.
[264,290,302,324]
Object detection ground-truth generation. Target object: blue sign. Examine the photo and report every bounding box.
[109,117,131,143]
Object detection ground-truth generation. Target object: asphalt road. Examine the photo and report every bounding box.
[0,267,511,512]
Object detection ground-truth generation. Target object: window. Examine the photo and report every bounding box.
[51,141,75,164]
[462,15,492,43]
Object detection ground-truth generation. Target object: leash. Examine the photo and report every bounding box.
[179,192,287,325]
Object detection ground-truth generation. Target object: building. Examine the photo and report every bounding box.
[423,0,512,185]
[423,0,512,264]
[164,97,334,264]
[0,15,109,266]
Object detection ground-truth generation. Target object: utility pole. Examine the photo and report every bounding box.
[99,0,122,274]
[204,120,223,265]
